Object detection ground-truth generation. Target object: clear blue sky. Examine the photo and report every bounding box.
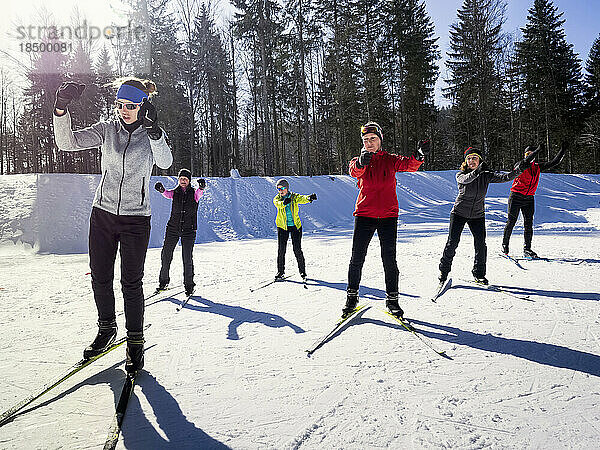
[426,0,599,105]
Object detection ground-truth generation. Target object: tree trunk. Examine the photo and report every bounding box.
[298,0,311,175]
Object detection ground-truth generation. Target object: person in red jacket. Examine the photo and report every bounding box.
[342,122,430,318]
[502,143,566,258]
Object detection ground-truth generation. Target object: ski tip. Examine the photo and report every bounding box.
[439,351,453,360]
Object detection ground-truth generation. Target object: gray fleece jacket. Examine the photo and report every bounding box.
[53,112,173,216]
[451,164,520,219]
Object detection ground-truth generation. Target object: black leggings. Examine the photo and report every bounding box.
[159,226,196,290]
[88,207,151,333]
[347,216,399,294]
[439,213,487,278]
[502,191,535,249]
[277,226,306,274]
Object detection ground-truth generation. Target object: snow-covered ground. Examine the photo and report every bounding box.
[0,171,599,449]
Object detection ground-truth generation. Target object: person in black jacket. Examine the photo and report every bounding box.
[155,168,206,296]
[438,147,537,285]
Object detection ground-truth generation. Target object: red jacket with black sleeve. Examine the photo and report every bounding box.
[510,162,541,196]
[349,150,423,218]
[510,145,565,196]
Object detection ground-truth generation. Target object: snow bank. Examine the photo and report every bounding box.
[0,171,598,254]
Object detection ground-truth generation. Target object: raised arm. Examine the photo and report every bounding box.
[53,111,105,151]
[154,182,174,199]
[149,132,173,169]
[294,193,312,205]
[539,143,566,171]
[140,100,172,169]
[487,167,520,183]
[456,162,487,184]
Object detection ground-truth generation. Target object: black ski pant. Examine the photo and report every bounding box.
[439,213,487,278]
[347,216,399,295]
[277,226,306,275]
[88,207,151,333]
[502,191,535,250]
[159,226,196,291]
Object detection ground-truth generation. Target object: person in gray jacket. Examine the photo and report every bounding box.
[438,146,537,285]
[53,77,173,373]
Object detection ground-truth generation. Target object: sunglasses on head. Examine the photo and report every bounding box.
[361,125,381,136]
[115,101,142,110]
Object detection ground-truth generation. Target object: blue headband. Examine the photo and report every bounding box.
[116,84,148,103]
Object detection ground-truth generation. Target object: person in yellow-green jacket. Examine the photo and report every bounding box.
[273,178,317,281]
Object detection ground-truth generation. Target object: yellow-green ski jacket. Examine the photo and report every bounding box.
[273,192,311,230]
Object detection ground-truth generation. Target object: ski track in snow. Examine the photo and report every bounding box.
[0,173,600,448]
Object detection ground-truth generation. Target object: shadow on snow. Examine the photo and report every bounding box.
[408,319,600,377]
[14,349,229,448]
[123,371,231,449]
[452,281,599,301]
[165,295,306,340]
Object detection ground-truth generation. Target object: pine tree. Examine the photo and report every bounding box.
[581,34,600,173]
[233,0,284,175]
[143,0,192,176]
[315,0,363,173]
[584,34,600,112]
[95,44,116,120]
[515,0,584,171]
[445,0,507,166]
[380,0,439,157]
[21,13,68,173]
[358,0,392,141]
[193,4,235,176]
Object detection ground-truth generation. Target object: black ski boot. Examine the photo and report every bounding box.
[274,271,285,281]
[83,319,117,359]
[125,331,145,374]
[300,272,307,280]
[473,275,489,285]
[523,248,538,259]
[342,289,359,317]
[386,292,404,318]
[438,272,448,283]
[501,243,509,255]
[156,281,169,292]
[185,285,195,297]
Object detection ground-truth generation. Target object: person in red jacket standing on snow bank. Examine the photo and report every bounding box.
[342,122,430,319]
[501,143,566,258]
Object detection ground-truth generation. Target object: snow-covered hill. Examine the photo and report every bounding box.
[1,171,599,254]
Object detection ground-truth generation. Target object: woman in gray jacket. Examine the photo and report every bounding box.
[438,147,536,285]
[53,78,173,373]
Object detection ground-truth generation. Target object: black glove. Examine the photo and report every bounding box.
[139,99,162,140]
[55,81,85,111]
[283,197,291,205]
[197,178,206,190]
[357,149,373,168]
[308,193,317,202]
[154,182,165,193]
[414,139,431,160]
